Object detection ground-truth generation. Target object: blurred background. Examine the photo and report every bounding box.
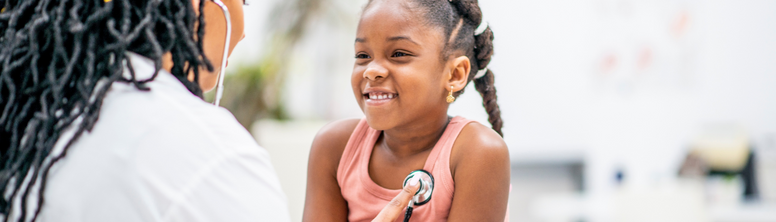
[214,0,776,221]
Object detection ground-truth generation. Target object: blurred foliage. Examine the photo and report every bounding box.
[217,0,349,130]
[216,64,288,128]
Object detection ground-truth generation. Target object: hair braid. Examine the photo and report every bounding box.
[391,0,503,136]
[470,27,502,136]
[0,0,210,221]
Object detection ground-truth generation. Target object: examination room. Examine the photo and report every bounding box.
[225,0,776,221]
[0,0,774,221]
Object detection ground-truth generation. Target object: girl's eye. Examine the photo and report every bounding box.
[355,53,370,59]
[392,51,409,57]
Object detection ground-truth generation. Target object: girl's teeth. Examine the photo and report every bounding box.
[366,93,396,100]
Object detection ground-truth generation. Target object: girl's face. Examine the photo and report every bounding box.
[352,0,452,130]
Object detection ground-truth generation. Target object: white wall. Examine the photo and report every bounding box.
[449,0,776,195]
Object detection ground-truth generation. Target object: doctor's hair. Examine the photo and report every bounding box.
[366,0,502,136]
[0,0,211,221]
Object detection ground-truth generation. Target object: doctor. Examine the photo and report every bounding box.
[0,0,417,221]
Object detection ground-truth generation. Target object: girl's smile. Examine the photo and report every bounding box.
[363,87,398,106]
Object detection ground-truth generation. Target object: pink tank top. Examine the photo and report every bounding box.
[336,116,508,222]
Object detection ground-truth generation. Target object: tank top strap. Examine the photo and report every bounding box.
[336,118,378,185]
[422,116,474,193]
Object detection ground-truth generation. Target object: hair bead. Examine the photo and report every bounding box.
[473,68,488,79]
[474,21,488,36]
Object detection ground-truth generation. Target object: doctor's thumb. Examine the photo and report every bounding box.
[403,177,420,195]
[372,177,420,222]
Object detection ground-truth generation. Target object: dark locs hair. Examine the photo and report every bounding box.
[367,0,503,136]
[0,0,212,221]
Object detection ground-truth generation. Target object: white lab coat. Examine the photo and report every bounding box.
[11,53,290,222]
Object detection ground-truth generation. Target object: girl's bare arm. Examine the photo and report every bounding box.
[448,122,511,222]
[302,119,360,222]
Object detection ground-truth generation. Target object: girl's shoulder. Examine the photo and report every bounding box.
[313,118,362,148]
[455,120,508,153]
[450,120,510,175]
[308,118,362,174]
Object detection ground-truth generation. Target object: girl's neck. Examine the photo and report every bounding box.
[380,115,450,157]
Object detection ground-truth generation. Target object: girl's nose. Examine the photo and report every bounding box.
[364,62,388,81]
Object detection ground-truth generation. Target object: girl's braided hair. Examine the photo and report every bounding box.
[0,0,212,221]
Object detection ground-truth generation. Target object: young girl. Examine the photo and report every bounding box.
[303,0,510,221]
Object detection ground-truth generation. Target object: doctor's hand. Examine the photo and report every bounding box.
[372,177,420,222]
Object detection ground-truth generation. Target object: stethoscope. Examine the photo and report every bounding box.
[210,0,231,107]
[401,170,435,222]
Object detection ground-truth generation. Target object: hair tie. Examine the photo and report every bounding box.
[473,68,488,79]
[475,21,489,36]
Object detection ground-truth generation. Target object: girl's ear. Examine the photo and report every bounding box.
[447,56,471,92]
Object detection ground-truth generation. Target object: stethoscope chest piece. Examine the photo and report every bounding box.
[402,169,434,206]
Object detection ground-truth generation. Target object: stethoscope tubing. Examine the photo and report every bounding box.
[211,0,231,107]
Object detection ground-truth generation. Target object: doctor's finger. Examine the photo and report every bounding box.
[372,178,420,222]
